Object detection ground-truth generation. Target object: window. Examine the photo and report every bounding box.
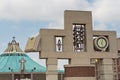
[73,24,86,52]
[55,37,63,52]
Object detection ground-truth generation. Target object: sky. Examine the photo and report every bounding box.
[0,0,120,70]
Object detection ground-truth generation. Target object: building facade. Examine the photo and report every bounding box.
[0,37,64,80]
[25,10,120,80]
[0,37,47,80]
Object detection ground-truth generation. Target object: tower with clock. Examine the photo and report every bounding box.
[25,10,119,80]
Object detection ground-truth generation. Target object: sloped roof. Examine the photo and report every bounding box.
[0,37,46,73]
[0,53,46,73]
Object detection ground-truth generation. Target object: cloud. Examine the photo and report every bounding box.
[0,0,91,29]
[0,0,120,36]
[93,22,108,30]
[92,0,120,22]
[80,0,120,36]
[0,0,88,20]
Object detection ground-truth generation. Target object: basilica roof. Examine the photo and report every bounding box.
[0,37,46,73]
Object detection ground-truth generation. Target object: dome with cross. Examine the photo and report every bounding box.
[0,37,46,73]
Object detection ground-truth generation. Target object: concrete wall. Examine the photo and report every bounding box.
[25,10,118,80]
[0,74,12,80]
[0,73,64,80]
[117,38,120,51]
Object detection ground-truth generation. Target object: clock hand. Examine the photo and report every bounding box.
[101,39,103,45]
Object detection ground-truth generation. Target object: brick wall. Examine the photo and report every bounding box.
[65,66,95,77]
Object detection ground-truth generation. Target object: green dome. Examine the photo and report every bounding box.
[0,53,46,73]
[0,37,46,73]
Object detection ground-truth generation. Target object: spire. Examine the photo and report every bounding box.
[4,37,23,53]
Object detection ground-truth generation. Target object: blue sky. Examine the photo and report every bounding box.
[0,0,120,69]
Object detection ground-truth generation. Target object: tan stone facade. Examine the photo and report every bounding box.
[25,10,120,80]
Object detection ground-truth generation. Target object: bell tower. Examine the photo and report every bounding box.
[25,10,118,80]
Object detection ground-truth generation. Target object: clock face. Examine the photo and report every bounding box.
[97,38,107,48]
[94,36,109,51]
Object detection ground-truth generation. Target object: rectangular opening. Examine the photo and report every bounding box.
[55,37,63,52]
[73,24,86,52]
